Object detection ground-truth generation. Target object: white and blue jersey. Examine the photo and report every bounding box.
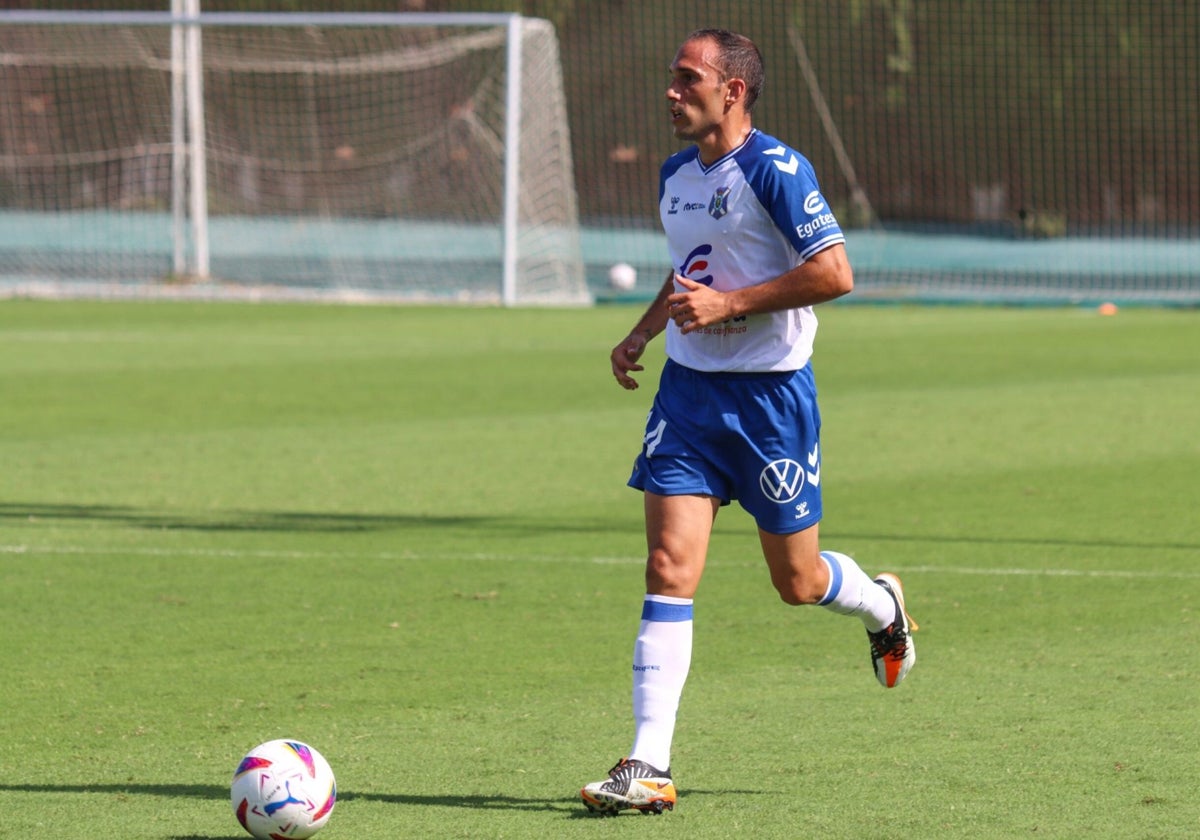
[659,128,844,373]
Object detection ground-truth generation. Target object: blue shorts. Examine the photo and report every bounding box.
[628,359,823,534]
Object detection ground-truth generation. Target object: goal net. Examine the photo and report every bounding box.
[0,11,590,305]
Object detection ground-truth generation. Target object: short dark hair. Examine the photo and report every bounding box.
[685,28,765,112]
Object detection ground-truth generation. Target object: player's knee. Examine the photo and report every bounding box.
[772,576,825,607]
[645,547,700,596]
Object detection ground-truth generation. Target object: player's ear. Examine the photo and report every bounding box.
[725,77,747,107]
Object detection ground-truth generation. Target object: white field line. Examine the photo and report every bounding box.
[2,543,1199,580]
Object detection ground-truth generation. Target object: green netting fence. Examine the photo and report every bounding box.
[1,0,1196,305]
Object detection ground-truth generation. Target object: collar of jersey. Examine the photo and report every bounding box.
[696,128,759,174]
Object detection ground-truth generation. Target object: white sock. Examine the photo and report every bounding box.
[817,551,895,632]
[629,594,693,772]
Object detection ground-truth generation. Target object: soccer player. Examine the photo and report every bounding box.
[580,29,917,816]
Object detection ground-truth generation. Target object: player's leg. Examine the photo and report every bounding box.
[757,520,827,605]
[581,491,717,815]
[759,525,917,688]
[634,491,717,763]
[643,490,719,598]
[731,364,917,688]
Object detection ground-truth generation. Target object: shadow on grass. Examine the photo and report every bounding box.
[0,502,625,537]
[0,782,734,818]
[347,788,751,820]
[0,782,230,799]
[0,782,574,814]
[4,503,1195,551]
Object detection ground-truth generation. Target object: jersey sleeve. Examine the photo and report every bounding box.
[735,134,844,261]
[659,147,698,204]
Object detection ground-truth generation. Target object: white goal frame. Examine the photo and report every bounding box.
[0,8,589,305]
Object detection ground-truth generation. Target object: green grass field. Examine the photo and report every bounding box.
[1,299,1197,839]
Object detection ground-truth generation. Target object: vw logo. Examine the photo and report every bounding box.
[760,459,806,503]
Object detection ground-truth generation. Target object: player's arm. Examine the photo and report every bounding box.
[668,243,853,334]
[611,271,674,390]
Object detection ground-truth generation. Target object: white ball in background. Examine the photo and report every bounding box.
[608,262,638,291]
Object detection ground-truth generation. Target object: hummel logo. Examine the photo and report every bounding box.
[763,145,799,175]
[773,155,799,175]
[644,418,667,457]
[806,443,821,486]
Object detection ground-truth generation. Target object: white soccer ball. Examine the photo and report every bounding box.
[231,739,337,840]
[608,262,638,291]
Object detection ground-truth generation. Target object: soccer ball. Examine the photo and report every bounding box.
[608,262,638,291]
[231,739,337,840]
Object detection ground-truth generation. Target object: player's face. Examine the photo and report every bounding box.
[666,38,731,142]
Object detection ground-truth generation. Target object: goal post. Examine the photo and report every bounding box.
[0,10,590,305]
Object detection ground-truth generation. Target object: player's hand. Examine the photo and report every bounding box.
[667,275,731,333]
[610,331,648,390]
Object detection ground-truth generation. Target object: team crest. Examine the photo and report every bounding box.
[708,186,731,219]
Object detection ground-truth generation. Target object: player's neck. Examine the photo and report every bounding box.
[695,120,754,166]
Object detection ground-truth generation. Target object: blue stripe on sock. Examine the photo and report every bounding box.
[641,599,694,622]
[817,551,842,606]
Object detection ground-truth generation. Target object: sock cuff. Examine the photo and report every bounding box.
[642,594,694,622]
[817,551,844,606]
